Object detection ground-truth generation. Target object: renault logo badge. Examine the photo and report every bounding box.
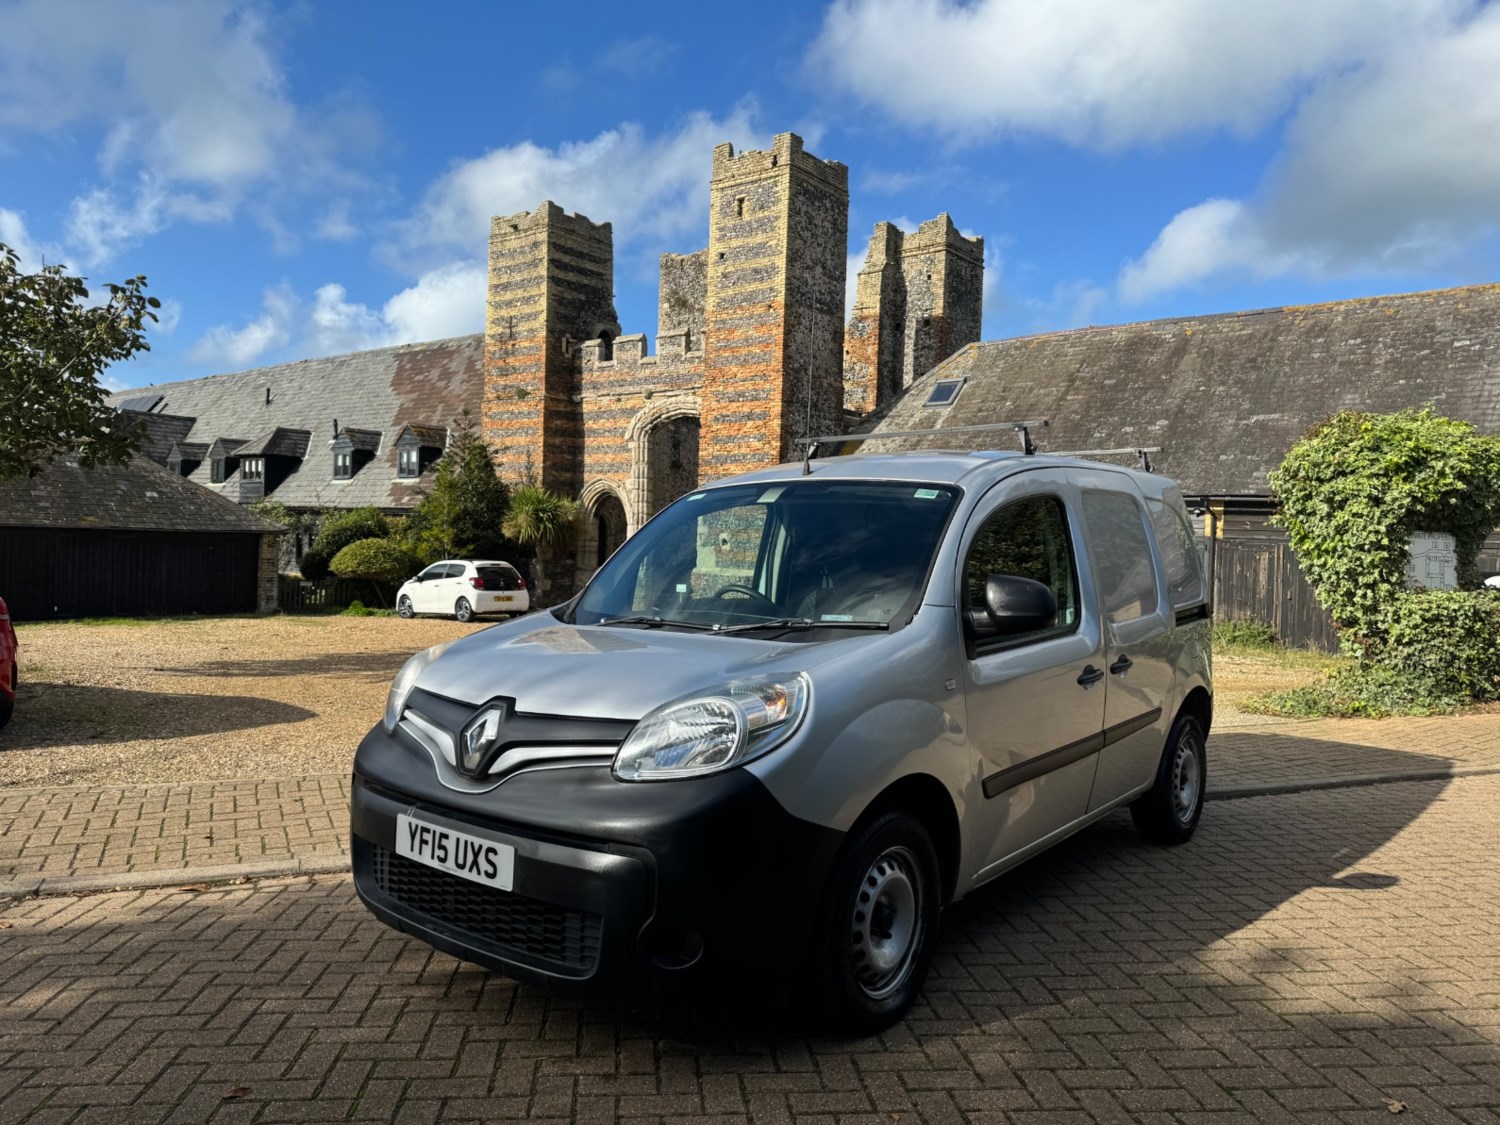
[460,706,504,776]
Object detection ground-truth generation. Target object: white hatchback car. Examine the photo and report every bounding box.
[396,560,530,622]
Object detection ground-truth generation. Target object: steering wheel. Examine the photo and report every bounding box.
[713,584,777,610]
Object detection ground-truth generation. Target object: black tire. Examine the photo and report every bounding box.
[1131,713,1207,845]
[810,811,941,1035]
[397,595,415,619]
[454,597,474,623]
[0,666,14,732]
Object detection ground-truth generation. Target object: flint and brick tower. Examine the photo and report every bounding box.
[701,133,849,477]
[844,221,906,415]
[483,202,619,494]
[899,214,983,395]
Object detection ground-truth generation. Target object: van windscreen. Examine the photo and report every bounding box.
[571,480,960,637]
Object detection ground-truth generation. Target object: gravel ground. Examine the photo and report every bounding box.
[0,615,485,788]
[3,616,1325,789]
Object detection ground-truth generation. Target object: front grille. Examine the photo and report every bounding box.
[371,845,602,971]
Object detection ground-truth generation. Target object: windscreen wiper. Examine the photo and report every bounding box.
[714,617,891,635]
[596,614,714,631]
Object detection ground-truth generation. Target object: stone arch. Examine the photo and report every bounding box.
[625,395,701,531]
[576,480,631,578]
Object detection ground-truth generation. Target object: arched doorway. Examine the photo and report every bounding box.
[591,492,627,568]
[645,414,701,518]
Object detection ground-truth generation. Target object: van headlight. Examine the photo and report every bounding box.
[613,674,811,781]
[383,641,456,732]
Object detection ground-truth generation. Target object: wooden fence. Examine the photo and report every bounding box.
[1209,538,1340,652]
[277,577,385,612]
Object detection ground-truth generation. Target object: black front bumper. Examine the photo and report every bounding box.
[351,721,843,999]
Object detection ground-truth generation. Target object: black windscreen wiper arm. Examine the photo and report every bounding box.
[714,617,891,635]
[596,614,714,631]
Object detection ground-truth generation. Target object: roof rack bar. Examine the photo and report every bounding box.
[800,419,1051,473]
[1049,446,1164,472]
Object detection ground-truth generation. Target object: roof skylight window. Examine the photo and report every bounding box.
[923,378,966,408]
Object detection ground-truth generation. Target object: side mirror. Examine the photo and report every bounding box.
[969,574,1058,640]
[414,574,427,583]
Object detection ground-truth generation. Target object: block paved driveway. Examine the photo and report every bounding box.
[2,774,1498,1123]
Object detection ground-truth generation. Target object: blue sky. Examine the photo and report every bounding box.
[3,0,1498,391]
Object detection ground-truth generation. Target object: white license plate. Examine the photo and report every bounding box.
[395,813,515,891]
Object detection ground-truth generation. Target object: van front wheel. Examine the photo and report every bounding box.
[812,811,940,1035]
[1131,713,1207,845]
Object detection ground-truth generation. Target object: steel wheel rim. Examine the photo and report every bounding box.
[1172,734,1202,824]
[849,845,923,1001]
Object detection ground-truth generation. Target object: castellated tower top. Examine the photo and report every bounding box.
[489,201,612,238]
[710,133,848,192]
[904,213,983,264]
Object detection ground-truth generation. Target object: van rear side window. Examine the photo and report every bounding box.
[1081,490,1159,623]
[1147,495,1206,610]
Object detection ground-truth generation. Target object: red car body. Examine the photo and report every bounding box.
[0,595,15,730]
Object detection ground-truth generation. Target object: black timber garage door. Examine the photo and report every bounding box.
[0,529,260,621]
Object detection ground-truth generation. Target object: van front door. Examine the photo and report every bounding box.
[960,471,1107,879]
[1075,475,1175,811]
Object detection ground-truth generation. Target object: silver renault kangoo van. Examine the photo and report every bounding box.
[351,446,1212,1032]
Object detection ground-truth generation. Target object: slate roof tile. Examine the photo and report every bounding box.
[106,334,483,510]
[0,455,285,534]
[871,283,1500,496]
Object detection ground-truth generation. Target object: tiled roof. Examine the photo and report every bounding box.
[397,423,449,447]
[106,334,484,510]
[0,455,284,534]
[338,427,382,453]
[872,283,1500,496]
[122,410,195,466]
[235,427,312,458]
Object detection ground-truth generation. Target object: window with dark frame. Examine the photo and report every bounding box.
[211,459,225,483]
[964,494,1079,647]
[242,458,264,482]
[398,447,420,478]
[334,451,352,479]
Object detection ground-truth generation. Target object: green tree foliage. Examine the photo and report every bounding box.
[295,506,389,580]
[404,415,510,562]
[1270,407,1500,643]
[0,243,161,479]
[503,484,580,548]
[313,506,390,556]
[1256,407,1500,716]
[329,538,420,587]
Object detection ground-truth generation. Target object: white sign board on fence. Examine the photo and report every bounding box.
[1406,531,1458,590]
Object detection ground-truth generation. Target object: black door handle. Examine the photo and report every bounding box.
[1077,665,1104,687]
[1110,654,1133,675]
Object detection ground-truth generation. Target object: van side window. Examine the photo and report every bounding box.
[964,495,1078,643]
[1146,496,1206,609]
[1081,490,1159,623]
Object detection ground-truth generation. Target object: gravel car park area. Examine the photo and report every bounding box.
[0,616,484,788]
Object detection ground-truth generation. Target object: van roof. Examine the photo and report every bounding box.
[717,449,1179,498]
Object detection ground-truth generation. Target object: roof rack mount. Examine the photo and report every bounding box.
[801,419,1050,474]
[1046,446,1164,472]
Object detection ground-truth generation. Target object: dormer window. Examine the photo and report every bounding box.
[211,459,227,483]
[242,457,264,482]
[398,447,420,478]
[334,451,353,479]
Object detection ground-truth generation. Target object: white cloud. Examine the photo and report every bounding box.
[0,207,47,269]
[190,284,295,368]
[396,108,768,267]
[1120,4,1500,300]
[308,262,487,356]
[382,262,486,342]
[153,298,183,336]
[0,0,372,263]
[808,0,1458,147]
